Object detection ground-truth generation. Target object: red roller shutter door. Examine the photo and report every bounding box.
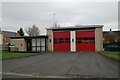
[53,31,70,51]
[76,31,95,51]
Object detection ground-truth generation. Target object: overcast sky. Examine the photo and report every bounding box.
[1,1,119,35]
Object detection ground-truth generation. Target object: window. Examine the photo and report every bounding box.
[76,38,82,43]
[59,38,64,40]
[65,38,70,44]
[32,47,36,51]
[37,39,40,46]
[54,38,70,44]
[37,47,40,51]
[89,37,95,43]
[32,39,36,46]
[76,38,81,40]
[83,37,88,40]
[54,38,58,40]
[41,39,45,46]
[54,41,58,44]
[41,47,45,51]
[31,38,46,51]
[89,37,95,40]
[54,38,58,44]
[76,37,95,44]
[83,37,88,43]
[59,38,65,44]
[76,37,90,43]
[65,38,70,40]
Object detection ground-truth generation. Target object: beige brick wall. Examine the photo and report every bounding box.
[95,27,103,51]
[11,39,27,51]
[0,33,3,45]
[47,29,53,51]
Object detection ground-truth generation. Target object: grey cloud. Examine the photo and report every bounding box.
[2,2,118,34]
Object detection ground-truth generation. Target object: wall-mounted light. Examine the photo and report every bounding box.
[49,39,51,42]
[72,39,74,42]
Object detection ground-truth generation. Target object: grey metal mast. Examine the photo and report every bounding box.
[53,13,57,27]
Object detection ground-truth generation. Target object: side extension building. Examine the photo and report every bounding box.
[11,36,48,52]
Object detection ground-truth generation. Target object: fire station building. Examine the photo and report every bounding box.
[47,25,103,52]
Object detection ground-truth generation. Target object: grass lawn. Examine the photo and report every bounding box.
[0,51,40,60]
[100,51,120,61]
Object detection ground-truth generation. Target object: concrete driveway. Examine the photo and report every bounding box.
[2,52,118,78]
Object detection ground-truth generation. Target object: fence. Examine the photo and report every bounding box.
[0,44,8,51]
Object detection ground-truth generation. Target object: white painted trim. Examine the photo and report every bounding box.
[70,31,76,52]
[51,31,53,51]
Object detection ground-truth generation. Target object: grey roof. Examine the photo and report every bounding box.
[46,25,103,30]
[2,31,16,37]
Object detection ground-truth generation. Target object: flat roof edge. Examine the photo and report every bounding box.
[46,25,103,30]
[11,35,48,39]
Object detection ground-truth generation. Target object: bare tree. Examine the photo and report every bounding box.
[104,31,117,43]
[25,24,40,36]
